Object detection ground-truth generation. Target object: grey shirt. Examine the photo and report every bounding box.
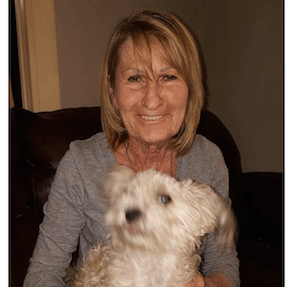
[23,133,240,287]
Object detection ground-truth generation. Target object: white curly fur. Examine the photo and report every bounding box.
[72,165,236,287]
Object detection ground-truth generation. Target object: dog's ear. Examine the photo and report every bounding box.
[182,179,236,248]
[101,165,136,206]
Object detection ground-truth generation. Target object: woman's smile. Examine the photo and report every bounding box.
[138,114,166,121]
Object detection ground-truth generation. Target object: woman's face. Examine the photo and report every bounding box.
[110,38,188,147]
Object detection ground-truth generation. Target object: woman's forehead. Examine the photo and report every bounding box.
[118,37,174,71]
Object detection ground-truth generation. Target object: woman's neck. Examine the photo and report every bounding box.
[114,137,177,177]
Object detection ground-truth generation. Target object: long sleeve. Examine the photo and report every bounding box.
[201,138,240,287]
[23,150,87,287]
[178,135,240,287]
[201,233,240,287]
[23,133,112,287]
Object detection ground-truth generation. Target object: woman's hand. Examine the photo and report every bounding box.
[184,274,206,287]
[184,273,230,287]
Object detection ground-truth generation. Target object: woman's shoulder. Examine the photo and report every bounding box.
[177,134,225,179]
[69,132,108,155]
[65,132,114,167]
[56,132,114,184]
[181,134,227,178]
[178,135,228,197]
[191,134,223,158]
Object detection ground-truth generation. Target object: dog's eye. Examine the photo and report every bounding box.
[160,195,172,205]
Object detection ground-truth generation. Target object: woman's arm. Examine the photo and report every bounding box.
[186,137,240,287]
[23,150,86,287]
[198,233,240,287]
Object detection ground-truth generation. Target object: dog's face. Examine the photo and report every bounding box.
[102,166,228,251]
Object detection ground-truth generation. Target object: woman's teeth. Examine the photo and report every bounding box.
[140,115,163,120]
[140,115,163,121]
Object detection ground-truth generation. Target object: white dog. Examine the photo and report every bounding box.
[72,165,236,287]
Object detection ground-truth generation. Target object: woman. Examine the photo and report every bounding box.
[24,8,240,287]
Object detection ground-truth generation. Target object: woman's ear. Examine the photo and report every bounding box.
[109,86,119,109]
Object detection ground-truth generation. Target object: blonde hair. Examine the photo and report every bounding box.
[100,8,207,156]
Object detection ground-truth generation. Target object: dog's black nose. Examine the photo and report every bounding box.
[125,209,141,223]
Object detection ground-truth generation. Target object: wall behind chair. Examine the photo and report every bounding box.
[198,0,282,172]
[54,0,282,173]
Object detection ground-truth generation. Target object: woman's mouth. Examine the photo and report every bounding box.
[139,115,164,121]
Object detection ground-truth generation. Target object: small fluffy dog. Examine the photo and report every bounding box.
[72,165,236,287]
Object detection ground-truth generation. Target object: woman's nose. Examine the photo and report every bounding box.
[142,81,163,110]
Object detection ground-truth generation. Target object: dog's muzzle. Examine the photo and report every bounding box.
[125,209,141,223]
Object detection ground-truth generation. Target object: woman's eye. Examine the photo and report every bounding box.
[128,75,141,83]
[162,75,177,82]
